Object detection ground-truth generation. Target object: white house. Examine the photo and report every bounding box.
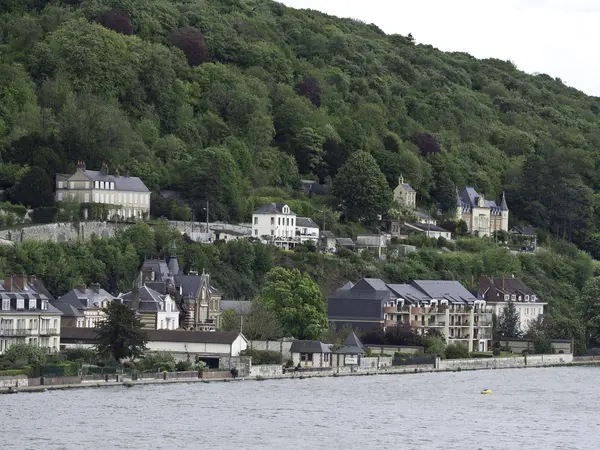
[252,203,297,249]
[0,275,62,354]
[296,217,320,244]
[118,286,180,330]
[393,176,416,209]
[478,276,546,333]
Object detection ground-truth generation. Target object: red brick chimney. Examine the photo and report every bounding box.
[4,275,13,292]
[14,275,27,291]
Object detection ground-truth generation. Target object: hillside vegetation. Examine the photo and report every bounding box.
[1,0,600,252]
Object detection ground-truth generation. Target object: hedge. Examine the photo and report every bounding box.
[240,349,282,365]
[0,369,27,377]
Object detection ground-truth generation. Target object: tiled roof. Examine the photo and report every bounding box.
[55,286,116,315]
[404,222,451,233]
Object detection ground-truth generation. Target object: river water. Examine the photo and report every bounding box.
[3,366,597,450]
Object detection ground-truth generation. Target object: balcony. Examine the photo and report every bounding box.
[40,328,58,336]
[384,306,397,314]
[0,329,36,336]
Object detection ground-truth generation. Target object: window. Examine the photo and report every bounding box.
[100,181,105,189]
[94,181,99,189]
[41,301,48,311]
[110,194,114,204]
[504,295,509,301]
[2,299,9,311]
[57,193,63,201]
[94,193,99,202]
[29,299,36,310]
[511,295,516,301]
[100,193,104,203]
[69,182,74,189]
[84,193,90,202]
[16,298,24,310]
[286,218,289,226]
[291,218,294,226]
[324,353,330,362]
[118,193,122,203]
[270,230,274,236]
[58,181,63,189]
[254,229,258,236]
[532,295,537,301]
[129,193,133,203]
[110,182,115,190]
[525,295,529,301]
[301,353,313,362]
[135,194,139,204]
[254,217,258,225]
[271,217,275,226]
[53,319,58,329]
[161,320,164,329]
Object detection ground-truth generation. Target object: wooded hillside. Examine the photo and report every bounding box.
[1,0,600,253]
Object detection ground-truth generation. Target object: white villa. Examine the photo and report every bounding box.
[456,187,509,237]
[56,161,150,220]
[252,203,320,249]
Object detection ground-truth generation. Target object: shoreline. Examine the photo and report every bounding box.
[2,359,598,395]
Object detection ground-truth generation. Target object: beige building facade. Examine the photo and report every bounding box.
[56,161,150,220]
[456,187,508,237]
[393,176,416,209]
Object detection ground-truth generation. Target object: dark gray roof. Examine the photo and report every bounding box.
[510,226,536,236]
[415,211,434,221]
[500,192,509,211]
[83,170,149,192]
[55,286,116,315]
[60,328,244,345]
[296,217,319,228]
[220,300,252,314]
[412,280,478,305]
[254,203,295,214]
[300,180,325,196]
[0,278,61,315]
[336,238,355,247]
[322,231,336,239]
[401,183,415,193]
[335,331,365,354]
[141,259,219,299]
[118,286,178,313]
[290,340,331,354]
[457,187,503,216]
[478,276,538,302]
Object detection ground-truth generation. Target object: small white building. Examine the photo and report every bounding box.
[290,340,332,368]
[393,176,416,209]
[478,276,546,333]
[296,217,320,244]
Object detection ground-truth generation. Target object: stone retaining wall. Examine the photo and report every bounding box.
[41,376,82,386]
[201,371,232,380]
[0,375,28,388]
[437,353,573,370]
[249,365,283,378]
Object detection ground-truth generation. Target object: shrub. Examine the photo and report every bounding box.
[0,369,27,377]
[424,336,446,358]
[175,360,192,372]
[492,348,501,357]
[57,362,79,376]
[240,349,282,365]
[32,206,57,223]
[61,347,96,363]
[471,352,494,359]
[139,352,176,372]
[445,343,470,359]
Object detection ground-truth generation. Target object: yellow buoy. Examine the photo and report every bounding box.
[480,389,492,395]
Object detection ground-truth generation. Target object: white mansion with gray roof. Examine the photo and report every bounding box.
[456,187,509,237]
[252,203,319,250]
[56,161,150,220]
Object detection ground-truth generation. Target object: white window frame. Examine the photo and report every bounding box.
[16,298,24,309]
[29,299,36,310]
[58,181,64,189]
[2,299,9,310]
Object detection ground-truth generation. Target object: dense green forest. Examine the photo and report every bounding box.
[2,0,600,253]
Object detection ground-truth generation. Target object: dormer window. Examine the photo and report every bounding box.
[41,300,48,310]
[16,298,24,309]
[94,181,99,189]
[532,295,537,301]
[511,295,516,301]
[29,299,36,310]
[2,299,9,311]
[283,206,289,214]
[504,295,509,301]
[525,295,530,301]
[518,296,522,301]
[100,181,105,189]
[110,182,115,190]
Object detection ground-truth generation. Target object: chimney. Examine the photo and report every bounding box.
[90,283,101,294]
[14,274,27,291]
[101,162,108,176]
[115,168,120,178]
[4,275,13,292]
[77,160,86,171]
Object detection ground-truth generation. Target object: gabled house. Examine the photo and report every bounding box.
[509,226,538,252]
[252,203,298,250]
[478,276,546,333]
[56,161,150,220]
[393,176,416,209]
[290,340,332,368]
[54,283,116,328]
[456,187,509,237]
[141,248,221,331]
[118,284,180,330]
[334,331,365,366]
[296,217,320,244]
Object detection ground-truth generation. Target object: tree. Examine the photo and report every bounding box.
[497,300,521,338]
[424,335,446,358]
[445,342,470,359]
[259,267,327,339]
[4,342,47,367]
[294,76,321,107]
[12,167,54,208]
[243,301,283,341]
[332,151,392,223]
[100,8,134,35]
[95,302,148,361]
[171,26,207,66]
[581,277,600,347]
[220,309,240,333]
[412,133,441,156]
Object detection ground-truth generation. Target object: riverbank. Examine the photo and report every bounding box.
[0,353,590,394]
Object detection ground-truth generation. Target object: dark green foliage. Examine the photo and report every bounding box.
[497,300,522,338]
[32,206,57,223]
[12,167,54,208]
[170,26,206,66]
[240,348,282,365]
[96,302,148,361]
[100,8,134,35]
[445,342,470,359]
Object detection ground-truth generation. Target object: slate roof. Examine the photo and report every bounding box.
[457,187,506,215]
[336,238,355,247]
[404,222,451,233]
[0,278,61,315]
[141,259,220,300]
[335,331,365,355]
[253,203,295,215]
[510,226,537,236]
[478,276,541,303]
[220,300,253,314]
[321,231,336,239]
[55,286,116,316]
[118,286,178,313]
[300,180,325,196]
[290,340,331,354]
[296,217,319,228]
[401,183,415,193]
[83,170,149,192]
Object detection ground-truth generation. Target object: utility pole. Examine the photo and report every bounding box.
[205,199,209,243]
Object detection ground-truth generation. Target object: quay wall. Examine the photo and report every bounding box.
[436,353,573,370]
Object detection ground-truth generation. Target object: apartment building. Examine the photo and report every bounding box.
[0,275,62,354]
[328,278,493,352]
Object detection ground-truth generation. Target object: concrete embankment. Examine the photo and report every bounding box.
[0,353,581,394]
